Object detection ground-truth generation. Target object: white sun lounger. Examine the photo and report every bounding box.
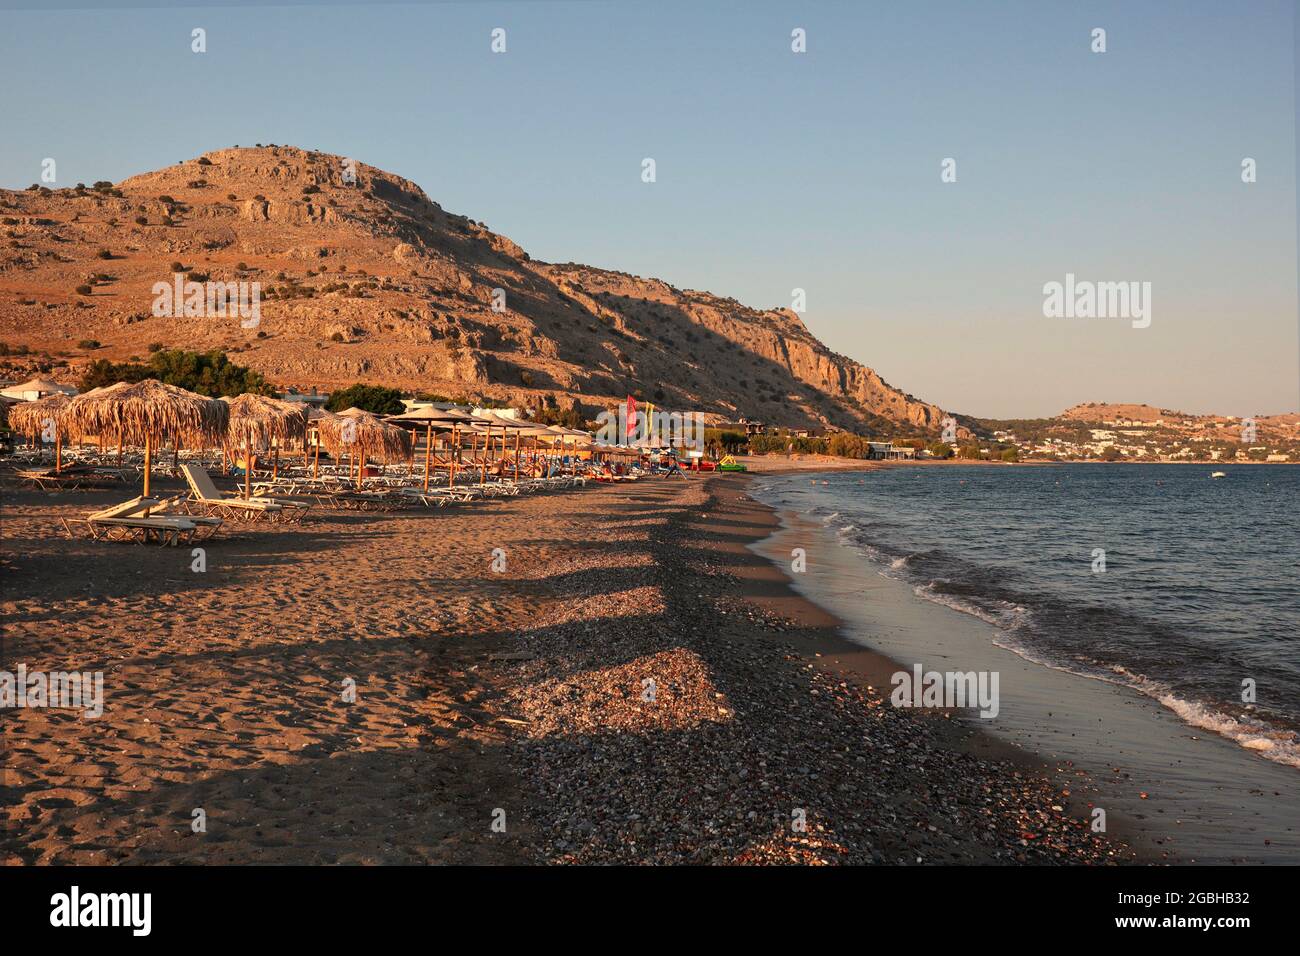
[60,496,214,546]
[181,464,310,523]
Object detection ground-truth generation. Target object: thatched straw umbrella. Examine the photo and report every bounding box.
[304,406,344,479]
[318,408,413,489]
[223,394,309,499]
[67,382,128,462]
[502,421,557,479]
[61,380,228,497]
[9,392,74,470]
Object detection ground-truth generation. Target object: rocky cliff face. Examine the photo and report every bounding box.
[0,146,949,432]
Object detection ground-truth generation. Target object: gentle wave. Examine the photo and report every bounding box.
[797,484,1300,771]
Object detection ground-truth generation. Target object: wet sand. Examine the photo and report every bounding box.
[2,473,1127,864]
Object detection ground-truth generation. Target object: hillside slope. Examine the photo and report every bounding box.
[0,145,948,432]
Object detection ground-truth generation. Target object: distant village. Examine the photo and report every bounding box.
[711,412,1300,463]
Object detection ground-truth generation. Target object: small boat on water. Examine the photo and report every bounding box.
[1211,471,1226,478]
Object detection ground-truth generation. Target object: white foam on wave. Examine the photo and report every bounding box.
[1107,666,1300,770]
[912,581,1028,630]
[917,586,1300,769]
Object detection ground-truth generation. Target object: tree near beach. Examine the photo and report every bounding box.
[325,383,405,415]
[78,349,270,398]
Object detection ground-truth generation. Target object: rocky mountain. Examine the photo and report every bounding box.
[0,146,950,433]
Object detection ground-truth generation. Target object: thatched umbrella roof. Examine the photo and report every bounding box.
[8,392,73,439]
[63,379,229,448]
[221,393,307,497]
[60,380,228,496]
[223,393,308,448]
[546,424,593,446]
[318,408,413,462]
[511,422,562,437]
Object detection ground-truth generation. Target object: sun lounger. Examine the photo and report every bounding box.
[16,464,117,491]
[328,489,403,511]
[253,477,401,511]
[181,464,310,523]
[395,488,451,508]
[150,495,224,540]
[59,496,210,546]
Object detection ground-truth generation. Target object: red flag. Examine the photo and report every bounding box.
[626,395,638,437]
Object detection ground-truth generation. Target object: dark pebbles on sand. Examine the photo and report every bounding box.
[499,477,1131,865]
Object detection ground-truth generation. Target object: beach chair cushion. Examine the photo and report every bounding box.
[87,497,157,520]
[182,463,294,513]
[181,463,231,502]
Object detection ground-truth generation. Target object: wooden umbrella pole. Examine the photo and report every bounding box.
[244,436,253,499]
[423,422,432,492]
[273,441,279,480]
[55,434,62,472]
[356,442,364,491]
[143,432,152,498]
[513,432,521,481]
[313,434,320,479]
[450,426,458,486]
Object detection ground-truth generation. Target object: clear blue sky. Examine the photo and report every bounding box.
[2,0,1296,418]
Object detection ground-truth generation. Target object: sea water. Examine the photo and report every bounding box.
[752,463,1300,769]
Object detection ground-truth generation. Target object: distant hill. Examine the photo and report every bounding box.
[0,145,950,434]
[1057,403,1184,423]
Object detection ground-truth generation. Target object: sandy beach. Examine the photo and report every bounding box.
[0,468,1133,865]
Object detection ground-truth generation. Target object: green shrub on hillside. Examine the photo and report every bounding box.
[79,349,270,397]
[325,383,406,415]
